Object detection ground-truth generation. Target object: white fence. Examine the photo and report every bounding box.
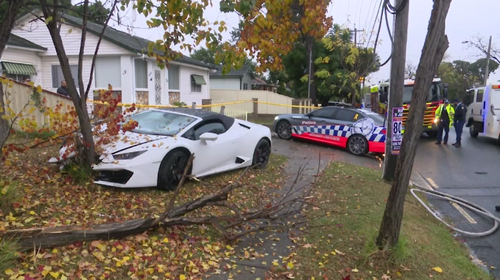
[209,103,248,121]
[210,89,297,115]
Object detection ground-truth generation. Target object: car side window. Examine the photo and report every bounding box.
[185,122,225,140]
[309,108,336,119]
[335,109,359,122]
[476,89,484,102]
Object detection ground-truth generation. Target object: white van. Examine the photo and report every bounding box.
[465,85,500,141]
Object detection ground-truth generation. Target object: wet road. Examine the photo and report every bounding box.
[413,130,500,277]
[274,130,500,277]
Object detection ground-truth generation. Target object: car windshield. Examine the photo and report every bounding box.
[125,110,197,136]
[403,82,441,104]
[366,113,385,126]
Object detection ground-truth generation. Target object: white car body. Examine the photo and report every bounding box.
[49,108,272,188]
[466,84,500,140]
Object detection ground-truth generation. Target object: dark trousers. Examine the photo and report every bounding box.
[437,121,449,143]
[455,120,465,143]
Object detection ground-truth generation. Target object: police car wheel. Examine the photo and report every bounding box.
[276,121,292,140]
[347,135,368,156]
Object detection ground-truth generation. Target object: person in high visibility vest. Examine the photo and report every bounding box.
[435,99,455,145]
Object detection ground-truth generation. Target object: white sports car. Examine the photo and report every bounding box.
[49,108,272,190]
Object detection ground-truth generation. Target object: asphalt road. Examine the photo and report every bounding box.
[413,129,500,277]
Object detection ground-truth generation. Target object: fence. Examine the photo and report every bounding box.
[3,78,320,132]
[210,89,314,115]
[2,79,74,130]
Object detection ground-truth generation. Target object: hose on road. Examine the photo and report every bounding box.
[410,184,500,237]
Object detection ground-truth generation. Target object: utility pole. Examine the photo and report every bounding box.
[350,25,365,104]
[308,48,312,99]
[484,35,492,86]
[382,0,410,182]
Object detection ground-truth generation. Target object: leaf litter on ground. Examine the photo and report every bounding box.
[0,143,288,279]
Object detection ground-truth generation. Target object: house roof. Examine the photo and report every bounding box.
[57,13,216,70]
[7,34,47,51]
[210,64,253,78]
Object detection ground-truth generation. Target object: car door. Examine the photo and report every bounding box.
[328,108,362,147]
[183,120,238,175]
[291,107,338,139]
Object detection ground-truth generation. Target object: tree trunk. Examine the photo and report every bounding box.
[376,0,452,249]
[0,0,27,160]
[40,2,96,167]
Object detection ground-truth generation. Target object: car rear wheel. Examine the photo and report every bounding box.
[276,120,292,140]
[347,135,368,156]
[469,125,479,138]
[157,150,190,191]
[252,138,271,169]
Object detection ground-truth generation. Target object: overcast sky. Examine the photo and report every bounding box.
[109,0,500,85]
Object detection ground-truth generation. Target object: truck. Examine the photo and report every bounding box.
[372,78,448,138]
[465,84,500,141]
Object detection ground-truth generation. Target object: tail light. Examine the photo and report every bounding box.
[493,85,500,89]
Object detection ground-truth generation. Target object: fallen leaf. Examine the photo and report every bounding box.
[432,267,443,273]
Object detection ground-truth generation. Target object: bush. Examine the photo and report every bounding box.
[0,180,23,214]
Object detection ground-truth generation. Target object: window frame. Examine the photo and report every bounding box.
[95,56,122,89]
[168,64,180,91]
[134,59,148,90]
[182,120,227,141]
[51,64,80,89]
[334,109,360,123]
[308,107,337,119]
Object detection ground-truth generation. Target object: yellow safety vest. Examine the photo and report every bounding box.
[435,104,455,127]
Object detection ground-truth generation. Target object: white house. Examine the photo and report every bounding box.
[1,11,217,106]
[210,65,254,90]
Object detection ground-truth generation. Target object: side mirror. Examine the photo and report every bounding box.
[443,83,449,98]
[199,132,218,142]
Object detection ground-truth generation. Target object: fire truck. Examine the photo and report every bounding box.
[371,78,448,138]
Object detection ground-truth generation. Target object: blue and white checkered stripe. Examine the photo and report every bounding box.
[367,127,386,143]
[293,125,351,137]
[293,125,386,143]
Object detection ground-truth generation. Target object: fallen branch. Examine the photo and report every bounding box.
[3,155,323,250]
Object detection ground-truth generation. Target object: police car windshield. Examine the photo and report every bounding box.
[403,83,441,104]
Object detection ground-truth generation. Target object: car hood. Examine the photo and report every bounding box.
[99,131,169,156]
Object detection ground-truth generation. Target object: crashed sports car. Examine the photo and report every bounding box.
[49,108,272,190]
[272,106,387,156]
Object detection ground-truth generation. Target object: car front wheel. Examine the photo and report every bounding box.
[252,138,271,169]
[276,120,292,140]
[157,150,190,191]
[347,135,368,156]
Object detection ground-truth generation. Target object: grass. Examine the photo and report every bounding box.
[0,141,288,279]
[0,181,23,215]
[286,161,493,280]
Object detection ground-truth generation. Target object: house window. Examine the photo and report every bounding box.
[95,57,121,89]
[51,65,80,88]
[168,65,180,90]
[134,59,148,89]
[191,74,206,93]
[243,83,248,90]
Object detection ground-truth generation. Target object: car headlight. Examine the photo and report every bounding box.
[113,150,147,160]
[274,116,279,120]
[434,118,439,124]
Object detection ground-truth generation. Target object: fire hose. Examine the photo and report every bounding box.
[410,184,500,237]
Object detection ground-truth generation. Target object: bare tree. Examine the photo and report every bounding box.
[36,0,119,168]
[464,36,500,65]
[376,0,452,249]
[405,61,416,79]
[0,0,27,160]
